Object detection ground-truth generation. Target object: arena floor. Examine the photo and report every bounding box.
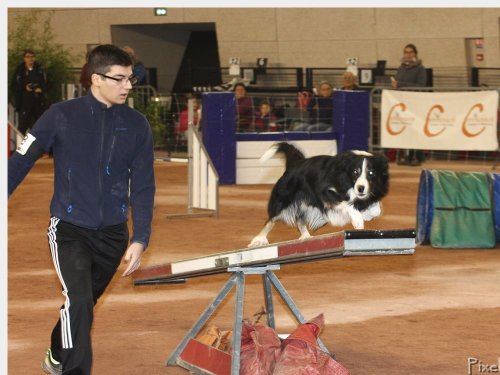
[8,157,500,375]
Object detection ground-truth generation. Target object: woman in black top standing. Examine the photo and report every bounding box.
[392,43,427,166]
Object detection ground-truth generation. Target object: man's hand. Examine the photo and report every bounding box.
[122,242,145,277]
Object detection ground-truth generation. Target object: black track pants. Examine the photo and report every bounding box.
[47,217,129,375]
[18,93,45,135]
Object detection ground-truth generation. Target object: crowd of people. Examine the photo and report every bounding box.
[10,43,428,160]
[233,69,364,134]
[165,63,370,138]
[229,43,427,142]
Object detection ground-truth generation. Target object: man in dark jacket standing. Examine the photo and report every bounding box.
[8,44,156,375]
[11,49,48,135]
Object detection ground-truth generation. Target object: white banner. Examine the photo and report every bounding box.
[381,90,499,150]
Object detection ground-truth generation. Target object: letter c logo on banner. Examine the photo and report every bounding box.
[424,105,446,137]
[386,103,406,135]
[462,103,486,137]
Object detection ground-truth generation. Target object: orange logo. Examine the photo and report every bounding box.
[462,103,486,137]
[424,105,446,137]
[386,103,407,135]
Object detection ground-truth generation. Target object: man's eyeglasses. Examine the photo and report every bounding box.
[97,73,138,86]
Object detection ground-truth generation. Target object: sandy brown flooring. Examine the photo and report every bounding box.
[8,157,500,374]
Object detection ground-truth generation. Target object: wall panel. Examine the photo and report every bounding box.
[8,7,500,80]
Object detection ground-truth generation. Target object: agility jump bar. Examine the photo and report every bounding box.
[133,229,415,285]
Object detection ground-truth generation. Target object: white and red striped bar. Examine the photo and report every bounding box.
[134,229,415,285]
[133,231,345,284]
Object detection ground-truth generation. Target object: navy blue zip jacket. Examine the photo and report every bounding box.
[8,92,156,247]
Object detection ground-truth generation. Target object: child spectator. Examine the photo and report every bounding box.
[254,101,278,132]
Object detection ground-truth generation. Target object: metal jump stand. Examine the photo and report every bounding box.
[167,265,329,374]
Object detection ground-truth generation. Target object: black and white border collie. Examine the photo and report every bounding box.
[249,142,389,247]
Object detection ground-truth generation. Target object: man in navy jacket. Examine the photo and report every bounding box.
[8,44,156,375]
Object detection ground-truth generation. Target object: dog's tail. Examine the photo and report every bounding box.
[260,142,305,170]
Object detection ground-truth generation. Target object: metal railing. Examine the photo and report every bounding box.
[134,87,500,164]
[189,67,305,93]
[58,65,500,162]
[66,66,500,93]
[306,67,500,90]
[472,67,500,87]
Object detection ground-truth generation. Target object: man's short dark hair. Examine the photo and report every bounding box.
[87,44,133,76]
[23,49,35,57]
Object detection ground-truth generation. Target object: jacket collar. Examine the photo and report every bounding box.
[86,90,120,113]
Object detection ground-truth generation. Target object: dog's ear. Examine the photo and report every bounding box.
[371,152,388,164]
[337,151,362,170]
[331,152,349,172]
[372,153,390,175]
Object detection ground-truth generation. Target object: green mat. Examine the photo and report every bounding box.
[430,170,495,248]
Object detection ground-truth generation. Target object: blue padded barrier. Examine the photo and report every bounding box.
[416,170,434,245]
[491,173,500,241]
[201,91,370,185]
[201,92,237,185]
[333,90,370,153]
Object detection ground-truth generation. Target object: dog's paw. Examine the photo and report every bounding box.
[248,236,269,247]
[298,232,311,240]
[351,216,365,230]
[362,202,382,221]
[347,207,365,229]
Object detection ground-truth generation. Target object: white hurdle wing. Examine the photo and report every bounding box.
[167,120,219,218]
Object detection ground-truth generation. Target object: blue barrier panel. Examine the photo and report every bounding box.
[491,173,500,241]
[416,170,434,245]
[201,92,236,185]
[333,90,370,153]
